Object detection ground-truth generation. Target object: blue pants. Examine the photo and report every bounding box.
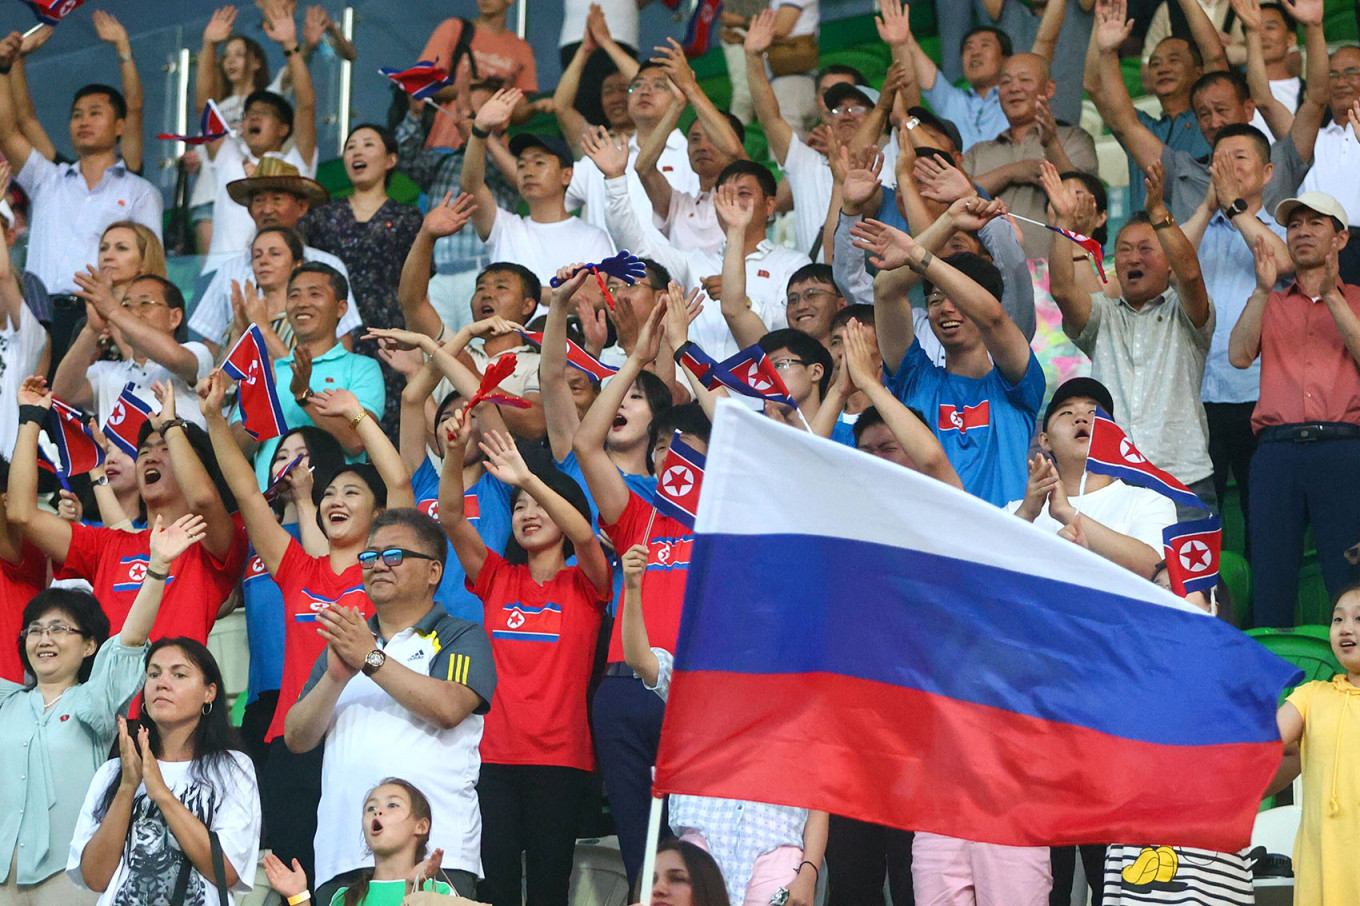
[591,673,668,887]
[1249,437,1360,627]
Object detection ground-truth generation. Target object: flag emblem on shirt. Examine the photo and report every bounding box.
[937,401,991,435]
[655,431,706,529]
[418,498,439,520]
[295,585,367,622]
[1163,516,1222,596]
[112,555,172,593]
[493,601,562,642]
[245,555,269,581]
[1085,408,1205,511]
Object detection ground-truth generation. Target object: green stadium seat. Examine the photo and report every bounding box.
[1247,626,1342,700]
[819,49,888,86]
[1295,559,1332,627]
[312,159,421,206]
[1220,550,1251,627]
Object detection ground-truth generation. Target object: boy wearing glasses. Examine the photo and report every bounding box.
[287,509,497,904]
[53,274,215,428]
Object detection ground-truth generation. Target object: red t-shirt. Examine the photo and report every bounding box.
[0,539,48,681]
[265,538,372,742]
[470,549,609,770]
[600,491,693,663]
[56,521,247,644]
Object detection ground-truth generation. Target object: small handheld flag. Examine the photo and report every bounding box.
[682,0,724,58]
[103,383,156,457]
[222,325,288,442]
[718,345,799,409]
[463,354,532,414]
[654,431,706,529]
[263,453,307,504]
[516,330,618,382]
[24,0,85,27]
[676,341,737,391]
[158,99,232,145]
[1084,408,1205,511]
[1163,515,1222,597]
[1009,213,1107,284]
[49,398,104,476]
[379,60,455,100]
[550,252,647,311]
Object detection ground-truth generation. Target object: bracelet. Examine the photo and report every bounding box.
[145,567,169,582]
[118,51,133,63]
[287,893,312,905]
[18,404,46,426]
[798,861,819,878]
[673,340,694,365]
[1150,212,1176,231]
[295,388,314,406]
[283,44,301,57]
[470,125,491,139]
[350,411,369,430]
[908,250,933,275]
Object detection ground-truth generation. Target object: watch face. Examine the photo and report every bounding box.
[364,649,385,673]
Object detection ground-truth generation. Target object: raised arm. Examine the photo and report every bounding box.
[1144,161,1211,328]
[6,377,72,563]
[263,0,316,165]
[1229,235,1275,367]
[541,267,593,461]
[0,34,37,170]
[875,0,923,109]
[585,126,691,281]
[852,218,921,370]
[312,389,415,508]
[553,31,597,156]
[634,95,685,222]
[1085,0,1165,176]
[743,10,794,165]
[463,88,523,241]
[150,381,233,559]
[195,6,235,114]
[78,269,201,385]
[587,5,640,82]
[438,407,489,584]
[715,184,771,348]
[1040,162,1095,335]
[94,11,143,173]
[399,192,478,339]
[1284,0,1329,166]
[483,429,610,592]
[573,302,669,524]
[1173,0,1230,70]
[1207,152,1290,267]
[1233,0,1292,139]
[1031,0,1069,63]
[657,38,744,161]
[398,357,442,478]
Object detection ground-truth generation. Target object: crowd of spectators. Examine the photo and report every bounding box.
[1,0,1359,903]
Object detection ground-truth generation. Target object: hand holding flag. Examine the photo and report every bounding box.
[103,383,156,457]
[158,99,232,145]
[1034,162,1108,283]
[222,325,288,442]
[517,329,619,382]
[24,0,85,27]
[49,398,104,476]
[379,60,462,124]
[263,453,308,504]
[1163,515,1223,597]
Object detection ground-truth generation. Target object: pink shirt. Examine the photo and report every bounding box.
[1253,281,1360,432]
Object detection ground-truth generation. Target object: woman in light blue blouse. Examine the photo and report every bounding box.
[0,513,206,905]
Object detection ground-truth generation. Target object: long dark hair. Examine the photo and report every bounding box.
[218,34,269,95]
[94,639,247,821]
[310,462,388,535]
[634,840,731,906]
[270,426,345,519]
[343,778,433,906]
[17,588,110,685]
[503,467,593,567]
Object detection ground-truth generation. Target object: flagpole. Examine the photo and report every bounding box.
[1073,468,1089,519]
[641,794,664,906]
[643,505,659,544]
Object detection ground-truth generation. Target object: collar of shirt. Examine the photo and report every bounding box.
[367,605,443,644]
[749,239,778,259]
[1117,292,1169,313]
[280,341,348,365]
[61,158,129,180]
[1279,280,1324,303]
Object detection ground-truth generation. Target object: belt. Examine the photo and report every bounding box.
[604,662,638,678]
[1256,422,1360,443]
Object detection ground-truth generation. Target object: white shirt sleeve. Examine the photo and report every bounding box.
[1122,487,1178,552]
[184,341,216,382]
[644,648,674,701]
[602,176,692,286]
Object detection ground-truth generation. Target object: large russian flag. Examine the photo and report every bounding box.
[653,402,1300,852]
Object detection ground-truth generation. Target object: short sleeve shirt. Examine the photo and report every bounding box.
[88,343,216,429]
[56,522,248,643]
[886,339,1046,507]
[470,550,609,770]
[600,491,692,661]
[485,212,616,289]
[1005,478,1176,550]
[419,19,538,150]
[411,458,514,623]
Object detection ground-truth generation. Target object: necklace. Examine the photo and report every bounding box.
[41,689,65,710]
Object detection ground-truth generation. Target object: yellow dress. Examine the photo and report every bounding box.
[1285,675,1360,906]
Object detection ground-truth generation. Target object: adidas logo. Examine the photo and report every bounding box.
[409,650,425,661]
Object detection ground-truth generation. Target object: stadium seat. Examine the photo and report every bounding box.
[568,837,631,906]
[1246,625,1342,701]
[1219,550,1251,625]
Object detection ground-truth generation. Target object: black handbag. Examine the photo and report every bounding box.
[164,158,196,258]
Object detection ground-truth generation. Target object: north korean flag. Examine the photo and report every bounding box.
[937,401,991,435]
[158,99,232,145]
[103,383,155,457]
[677,341,735,391]
[1085,408,1205,511]
[1163,515,1222,596]
[25,0,85,26]
[718,345,799,409]
[655,431,706,530]
[263,453,305,504]
[379,60,455,100]
[222,324,288,442]
[517,330,618,382]
[49,398,104,476]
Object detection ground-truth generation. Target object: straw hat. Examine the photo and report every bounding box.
[226,155,329,208]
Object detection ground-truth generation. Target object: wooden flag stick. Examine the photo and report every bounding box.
[641,794,665,906]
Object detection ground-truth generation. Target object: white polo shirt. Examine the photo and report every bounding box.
[305,607,497,886]
[485,211,616,288]
[781,134,832,259]
[688,239,811,360]
[660,188,724,255]
[566,129,698,244]
[88,342,216,430]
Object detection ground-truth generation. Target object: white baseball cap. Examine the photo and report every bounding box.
[1274,191,1350,229]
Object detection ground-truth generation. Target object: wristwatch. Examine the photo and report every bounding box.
[295,388,314,407]
[1222,197,1249,219]
[1150,212,1177,230]
[91,475,110,487]
[362,649,387,676]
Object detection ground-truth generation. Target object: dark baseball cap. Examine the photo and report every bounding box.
[823,82,880,112]
[906,106,964,156]
[1043,377,1115,429]
[508,133,574,168]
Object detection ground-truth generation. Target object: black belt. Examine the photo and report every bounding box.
[1257,422,1360,443]
[604,662,638,678]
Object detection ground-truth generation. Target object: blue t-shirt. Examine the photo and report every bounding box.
[830,417,857,449]
[886,338,1045,507]
[242,522,302,703]
[411,458,513,623]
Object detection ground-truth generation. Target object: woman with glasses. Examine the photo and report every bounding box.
[0,513,205,905]
[201,371,413,893]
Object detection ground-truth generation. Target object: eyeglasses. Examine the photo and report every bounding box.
[1329,67,1360,82]
[786,288,836,306]
[830,105,869,118]
[120,298,168,311]
[358,548,439,570]
[628,78,671,94]
[771,358,806,372]
[21,622,85,640]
